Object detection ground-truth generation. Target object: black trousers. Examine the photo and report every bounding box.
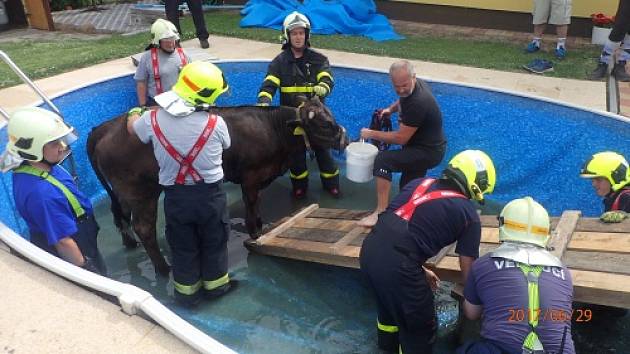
[289,146,339,190]
[360,212,436,354]
[165,0,209,41]
[164,182,229,299]
[373,144,445,190]
[610,0,630,42]
[31,214,107,276]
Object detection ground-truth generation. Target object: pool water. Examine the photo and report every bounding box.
[1,61,629,353]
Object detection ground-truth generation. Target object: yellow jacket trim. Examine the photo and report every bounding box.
[280,86,314,93]
[377,320,398,333]
[318,82,331,92]
[293,127,305,136]
[258,91,273,100]
[203,273,230,291]
[320,169,340,178]
[316,71,333,82]
[290,170,309,180]
[264,74,280,86]
[174,280,202,295]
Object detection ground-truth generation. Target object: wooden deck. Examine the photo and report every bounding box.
[245,204,630,309]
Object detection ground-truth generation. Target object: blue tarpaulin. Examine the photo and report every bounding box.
[240,0,403,42]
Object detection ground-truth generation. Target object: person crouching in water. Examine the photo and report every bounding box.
[134,18,190,108]
[127,61,233,307]
[360,150,496,353]
[7,107,107,275]
[580,151,630,222]
[457,197,575,354]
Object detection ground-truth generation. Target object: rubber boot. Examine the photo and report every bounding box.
[589,62,608,80]
[613,61,630,82]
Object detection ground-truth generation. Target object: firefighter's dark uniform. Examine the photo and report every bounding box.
[257,48,339,193]
[360,177,481,354]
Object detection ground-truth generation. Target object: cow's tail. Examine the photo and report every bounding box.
[86,127,129,228]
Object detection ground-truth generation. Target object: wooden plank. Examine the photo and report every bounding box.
[309,208,371,220]
[277,227,346,244]
[575,218,630,233]
[426,244,454,267]
[257,237,360,268]
[294,218,364,232]
[255,204,319,245]
[562,250,630,276]
[448,243,497,258]
[480,228,499,243]
[549,210,580,260]
[331,227,366,255]
[436,256,630,309]
[349,233,368,247]
[568,231,630,254]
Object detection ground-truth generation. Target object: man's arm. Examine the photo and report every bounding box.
[361,122,417,145]
[257,59,281,105]
[459,255,475,284]
[136,81,148,107]
[463,300,482,320]
[54,237,85,267]
[127,111,142,136]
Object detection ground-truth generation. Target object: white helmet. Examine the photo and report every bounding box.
[6,107,73,162]
[151,18,180,45]
[282,11,311,48]
[499,197,551,248]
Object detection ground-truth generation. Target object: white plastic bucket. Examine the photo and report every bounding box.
[345,141,379,183]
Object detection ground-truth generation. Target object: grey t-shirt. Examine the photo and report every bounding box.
[133,48,191,99]
[464,254,575,354]
[133,109,231,186]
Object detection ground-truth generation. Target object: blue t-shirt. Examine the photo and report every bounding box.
[386,178,481,259]
[12,165,93,246]
[464,254,575,354]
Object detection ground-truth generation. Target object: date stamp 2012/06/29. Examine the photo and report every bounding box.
[507,308,592,322]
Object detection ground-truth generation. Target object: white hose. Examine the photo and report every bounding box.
[0,221,236,354]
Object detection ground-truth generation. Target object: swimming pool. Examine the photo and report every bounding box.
[0,61,628,353]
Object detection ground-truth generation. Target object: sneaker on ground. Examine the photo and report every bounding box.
[199,39,210,49]
[523,59,554,74]
[555,47,567,60]
[525,41,541,53]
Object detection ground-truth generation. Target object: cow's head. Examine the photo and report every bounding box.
[291,96,348,151]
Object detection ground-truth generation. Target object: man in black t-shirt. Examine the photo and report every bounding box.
[358,60,446,227]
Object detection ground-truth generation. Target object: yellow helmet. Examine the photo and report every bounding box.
[499,197,551,248]
[172,61,228,105]
[282,11,311,48]
[441,150,496,203]
[151,18,180,45]
[580,151,629,192]
[6,107,73,161]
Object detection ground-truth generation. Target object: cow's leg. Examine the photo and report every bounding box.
[241,183,262,238]
[129,197,170,276]
[115,200,138,249]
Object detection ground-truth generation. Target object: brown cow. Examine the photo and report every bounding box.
[87,98,348,275]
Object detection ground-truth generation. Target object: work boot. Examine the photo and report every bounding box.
[589,62,608,80]
[613,61,630,82]
[199,38,210,49]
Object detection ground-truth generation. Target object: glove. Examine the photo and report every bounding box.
[600,211,628,223]
[127,106,146,117]
[313,83,328,97]
[256,102,269,107]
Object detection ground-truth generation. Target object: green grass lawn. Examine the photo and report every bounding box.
[0,11,601,89]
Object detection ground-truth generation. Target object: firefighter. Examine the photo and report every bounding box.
[256,11,340,199]
[127,61,233,306]
[360,150,496,353]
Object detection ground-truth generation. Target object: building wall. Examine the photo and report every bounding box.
[389,0,618,18]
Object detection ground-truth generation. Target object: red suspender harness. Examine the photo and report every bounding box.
[611,189,630,211]
[150,47,188,95]
[150,109,218,185]
[394,178,467,221]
